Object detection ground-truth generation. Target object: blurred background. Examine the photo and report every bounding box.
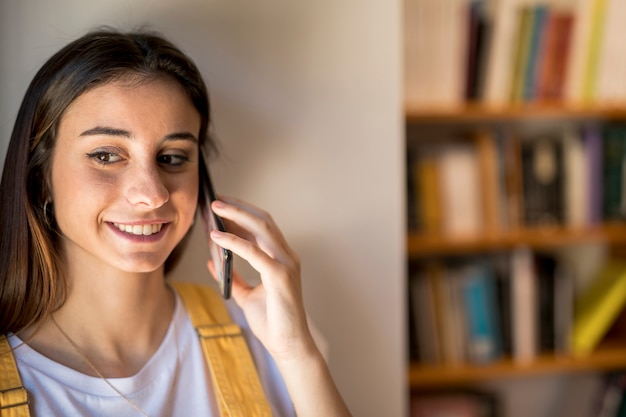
[0,1,405,417]
[405,0,626,417]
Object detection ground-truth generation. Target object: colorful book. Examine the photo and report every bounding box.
[582,0,608,102]
[565,0,597,102]
[509,6,534,103]
[523,4,549,102]
[459,265,501,364]
[537,10,574,100]
[571,260,626,356]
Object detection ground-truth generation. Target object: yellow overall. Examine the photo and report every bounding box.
[0,282,272,417]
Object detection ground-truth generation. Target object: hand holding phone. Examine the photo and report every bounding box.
[201,165,233,299]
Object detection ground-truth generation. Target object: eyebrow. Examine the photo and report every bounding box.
[79,126,198,143]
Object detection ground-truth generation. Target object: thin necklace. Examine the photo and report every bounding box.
[50,313,177,417]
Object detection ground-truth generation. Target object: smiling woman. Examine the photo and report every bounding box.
[0,29,351,417]
[51,78,200,273]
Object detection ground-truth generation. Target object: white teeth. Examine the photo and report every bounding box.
[113,223,163,236]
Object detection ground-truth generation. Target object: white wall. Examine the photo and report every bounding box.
[0,1,405,416]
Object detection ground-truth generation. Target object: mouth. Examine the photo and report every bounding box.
[112,223,164,236]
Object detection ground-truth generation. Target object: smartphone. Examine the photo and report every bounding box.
[202,165,233,299]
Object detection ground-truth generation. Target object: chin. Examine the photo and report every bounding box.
[115,253,170,274]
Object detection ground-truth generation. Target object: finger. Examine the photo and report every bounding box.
[210,230,295,290]
[213,197,289,246]
[211,198,297,263]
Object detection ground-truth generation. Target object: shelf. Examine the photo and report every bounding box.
[407,224,626,257]
[405,103,626,123]
[409,347,626,388]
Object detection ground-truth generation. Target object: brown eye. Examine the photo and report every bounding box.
[157,154,189,167]
[86,151,122,164]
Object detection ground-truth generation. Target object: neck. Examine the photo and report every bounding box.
[22,262,175,378]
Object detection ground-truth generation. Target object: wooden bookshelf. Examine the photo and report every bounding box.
[405,106,626,391]
[409,346,626,388]
[405,103,626,123]
[408,224,626,257]
[403,0,626,413]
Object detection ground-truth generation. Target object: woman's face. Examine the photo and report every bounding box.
[49,77,201,274]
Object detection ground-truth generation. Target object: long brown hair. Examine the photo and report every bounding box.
[0,29,216,334]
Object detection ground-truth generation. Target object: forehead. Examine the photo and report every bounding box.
[59,77,201,136]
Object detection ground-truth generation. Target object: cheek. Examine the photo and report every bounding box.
[50,162,117,223]
[170,175,199,217]
[53,165,117,200]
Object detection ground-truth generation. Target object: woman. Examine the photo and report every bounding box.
[0,29,351,416]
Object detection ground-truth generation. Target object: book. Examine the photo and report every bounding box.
[535,252,558,353]
[509,5,534,103]
[571,260,626,356]
[520,134,565,227]
[492,254,513,357]
[410,270,442,363]
[581,0,608,103]
[536,9,574,100]
[602,125,626,221]
[415,148,443,234]
[493,130,511,230]
[459,264,502,364]
[586,125,604,225]
[475,130,502,234]
[407,151,420,232]
[444,266,470,365]
[511,247,537,363]
[565,0,599,102]
[464,0,491,101]
[523,4,550,102]
[562,128,589,228]
[593,0,626,103]
[554,260,575,354]
[483,0,522,104]
[438,142,483,236]
[503,131,524,230]
[426,262,453,364]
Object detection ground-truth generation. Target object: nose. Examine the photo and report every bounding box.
[126,163,169,208]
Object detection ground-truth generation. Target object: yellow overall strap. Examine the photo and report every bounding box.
[0,336,30,417]
[172,282,272,417]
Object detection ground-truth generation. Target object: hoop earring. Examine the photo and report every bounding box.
[43,200,53,227]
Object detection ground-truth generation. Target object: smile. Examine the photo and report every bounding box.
[113,223,163,236]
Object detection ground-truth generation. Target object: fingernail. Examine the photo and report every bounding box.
[210,230,225,239]
[212,200,226,209]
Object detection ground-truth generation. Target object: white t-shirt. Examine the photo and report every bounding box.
[8,287,295,417]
